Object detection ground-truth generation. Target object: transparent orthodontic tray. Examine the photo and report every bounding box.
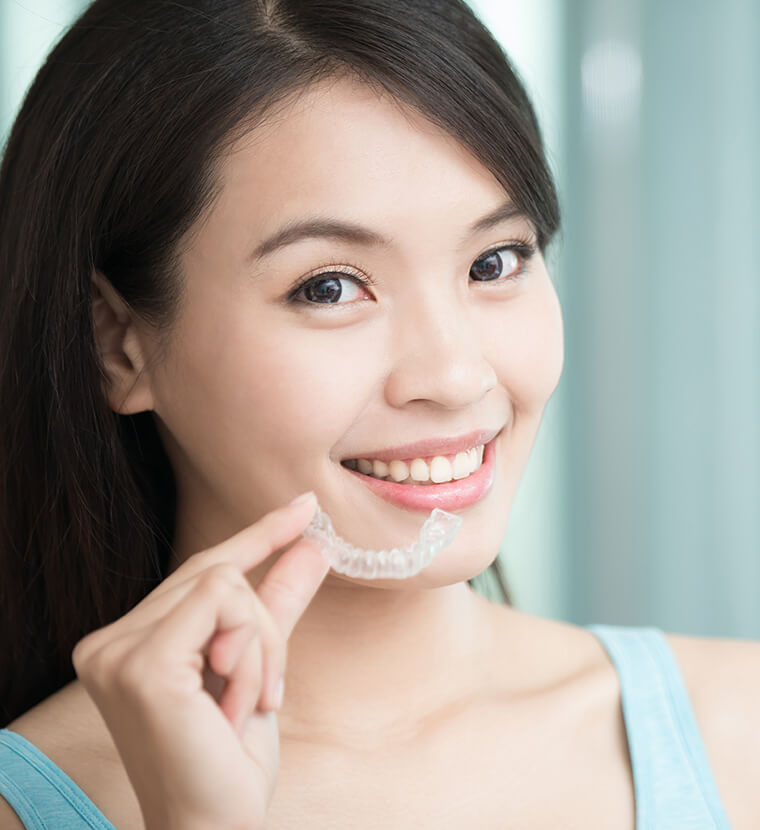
[302,505,462,579]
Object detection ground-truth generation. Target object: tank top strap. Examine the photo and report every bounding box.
[587,624,733,829]
[0,728,116,829]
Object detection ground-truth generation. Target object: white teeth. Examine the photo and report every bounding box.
[344,443,486,484]
[452,451,471,480]
[372,459,389,478]
[388,460,409,482]
[409,458,430,482]
[430,456,453,483]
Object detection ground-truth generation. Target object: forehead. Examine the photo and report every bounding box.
[214,76,509,231]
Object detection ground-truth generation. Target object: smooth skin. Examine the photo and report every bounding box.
[3,75,760,829]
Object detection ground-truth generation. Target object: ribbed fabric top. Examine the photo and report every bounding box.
[0,728,115,829]
[587,624,733,829]
[0,624,733,829]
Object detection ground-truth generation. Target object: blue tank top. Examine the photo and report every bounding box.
[0,625,734,829]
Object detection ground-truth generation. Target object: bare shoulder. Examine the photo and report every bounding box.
[0,685,82,829]
[5,680,95,765]
[665,631,760,830]
[4,682,143,830]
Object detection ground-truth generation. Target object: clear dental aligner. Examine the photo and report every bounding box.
[302,504,463,579]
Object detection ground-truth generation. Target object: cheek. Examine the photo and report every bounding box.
[206,319,378,464]
[489,282,565,410]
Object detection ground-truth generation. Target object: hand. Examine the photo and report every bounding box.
[72,492,328,830]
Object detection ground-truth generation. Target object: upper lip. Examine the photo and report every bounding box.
[342,427,503,463]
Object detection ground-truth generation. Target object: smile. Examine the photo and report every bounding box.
[341,444,485,486]
[340,437,498,512]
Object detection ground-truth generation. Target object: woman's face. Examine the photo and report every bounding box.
[149,75,564,588]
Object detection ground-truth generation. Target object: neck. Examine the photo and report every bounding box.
[270,578,498,749]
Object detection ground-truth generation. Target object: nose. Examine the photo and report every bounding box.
[383,291,497,409]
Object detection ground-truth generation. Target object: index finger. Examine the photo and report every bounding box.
[254,535,331,639]
[203,491,321,573]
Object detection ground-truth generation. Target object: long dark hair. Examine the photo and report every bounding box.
[0,0,560,725]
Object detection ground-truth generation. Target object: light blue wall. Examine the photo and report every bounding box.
[559,0,759,637]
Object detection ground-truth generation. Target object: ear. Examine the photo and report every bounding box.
[91,270,156,414]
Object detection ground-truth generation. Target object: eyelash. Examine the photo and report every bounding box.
[285,237,538,308]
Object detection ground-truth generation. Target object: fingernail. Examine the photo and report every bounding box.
[289,491,315,506]
[273,678,284,710]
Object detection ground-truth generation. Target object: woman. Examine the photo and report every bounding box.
[0,1,756,827]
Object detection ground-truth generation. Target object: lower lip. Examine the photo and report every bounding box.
[341,439,497,512]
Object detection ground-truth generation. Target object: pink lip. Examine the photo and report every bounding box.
[342,427,502,465]
[342,437,497,512]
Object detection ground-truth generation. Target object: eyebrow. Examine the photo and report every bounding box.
[249,199,529,261]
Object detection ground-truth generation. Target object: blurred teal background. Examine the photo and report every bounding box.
[3,1,758,638]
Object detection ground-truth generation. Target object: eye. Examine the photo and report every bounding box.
[288,269,374,306]
[469,242,535,283]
